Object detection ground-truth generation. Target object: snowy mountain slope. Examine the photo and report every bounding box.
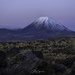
[22,17,70,34]
[33,17,69,30]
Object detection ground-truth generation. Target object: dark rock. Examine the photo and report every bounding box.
[55,56,75,68]
[71,68,75,75]
[4,51,55,75]
[9,47,20,53]
[4,51,43,75]
[71,61,75,75]
[32,61,49,75]
[0,50,6,63]
[0,50,7,70]
[6,47,20,58]
[65,56,75,68]
[5,67,30,75]
[32,50,44,59]
[0,71,2,75]
[53,64,67,73]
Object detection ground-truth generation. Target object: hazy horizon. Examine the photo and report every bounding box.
[0,0,75,31]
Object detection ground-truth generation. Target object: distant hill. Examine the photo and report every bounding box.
[0,17,75,41]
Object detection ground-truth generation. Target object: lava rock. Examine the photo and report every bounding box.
[32,50,44,59]
[53,64,67,73]
[0,50,6,63]
[55,56,75,68]
[0,50,7,70]
[71,68,75,75]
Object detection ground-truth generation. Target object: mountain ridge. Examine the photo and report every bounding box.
[0,16,75,41]
[22,17,70,35]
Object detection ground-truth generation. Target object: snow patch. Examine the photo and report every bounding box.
[34,17,59,25]
[32,16,69,31]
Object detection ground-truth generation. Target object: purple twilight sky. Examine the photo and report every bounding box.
[0,0,75,31]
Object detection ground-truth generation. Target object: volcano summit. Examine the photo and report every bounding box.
[22,17,69,33]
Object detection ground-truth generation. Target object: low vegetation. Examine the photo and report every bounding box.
[0,37,75,75]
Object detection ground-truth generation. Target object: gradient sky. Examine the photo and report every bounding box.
[0,0,75,30]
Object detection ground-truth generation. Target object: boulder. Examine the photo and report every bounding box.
[4,51,44,75]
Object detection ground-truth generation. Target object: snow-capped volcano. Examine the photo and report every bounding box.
[33,17,68,31]
[23,16,69,33]
[0,16,75,41]
[21,16,72,37]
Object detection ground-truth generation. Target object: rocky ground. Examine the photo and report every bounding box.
[0,37,75,75]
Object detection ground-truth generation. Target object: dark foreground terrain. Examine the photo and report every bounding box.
[0,37,75,75]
